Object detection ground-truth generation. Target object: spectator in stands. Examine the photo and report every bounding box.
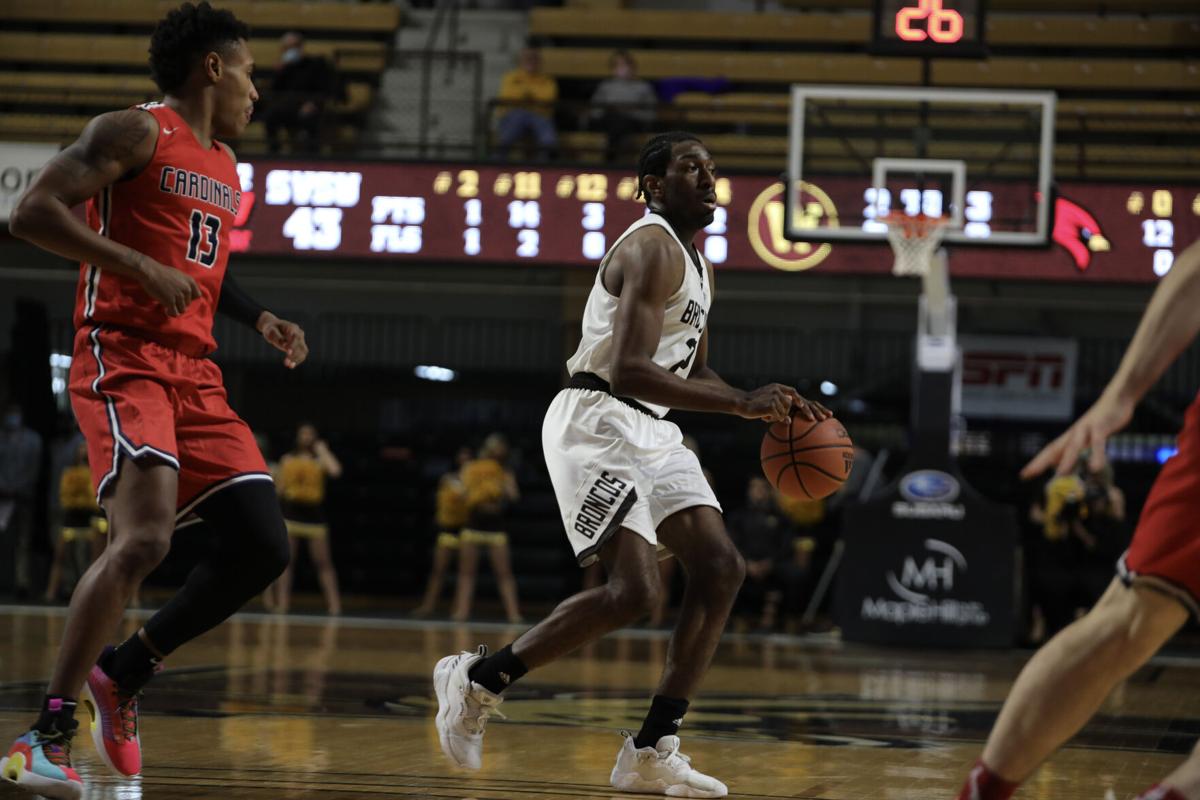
[413,445,474,618]
[45,442,106,603]
[495,47,558,162]
[1029,462,1129,638]
[589,50,657,163]
[273,423,343,615]
[451,434,522,623]
[263,32,342,154]
[729,477,809,631]
[0,403,42,599]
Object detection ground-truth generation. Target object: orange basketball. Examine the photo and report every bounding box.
[760,416,854,500]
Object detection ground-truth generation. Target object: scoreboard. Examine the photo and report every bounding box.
[229,160,1200,284]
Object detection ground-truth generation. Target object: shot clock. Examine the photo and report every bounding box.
[872,0,988,57]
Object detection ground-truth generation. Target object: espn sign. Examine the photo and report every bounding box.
[960,336,1078,421]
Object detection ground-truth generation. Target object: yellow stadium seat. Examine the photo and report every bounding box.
[3,0,400,33]
[540,48,923,84]
[530,8,868,44]
[988,16,1199,48]
[934,57,1200,91]
[533,7,1196,50]
[0,113,91,142]
[0,32,387,74]
[0,72,158,107]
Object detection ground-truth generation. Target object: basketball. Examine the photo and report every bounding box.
[760,416,854,500]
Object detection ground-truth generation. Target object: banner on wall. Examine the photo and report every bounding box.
[228,160,1200,283]
[0,143,59,224]
[960,335,1078,421]
[836,466,1019,648]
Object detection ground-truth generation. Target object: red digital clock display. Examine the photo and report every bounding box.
[872,0,987,56]
[230,159,1200,285]
[896,0,964,43]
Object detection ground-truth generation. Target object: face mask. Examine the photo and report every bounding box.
[282,47,302,65]
[2,413,20,430]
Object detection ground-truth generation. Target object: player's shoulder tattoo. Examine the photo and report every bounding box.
[77,109,157,168]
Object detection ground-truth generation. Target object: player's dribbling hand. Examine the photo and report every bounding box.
[1020,391,1134,479]
[737,384,831,423]
[142,260,202,317]
[257,312,309,369]
[787,388,832,423]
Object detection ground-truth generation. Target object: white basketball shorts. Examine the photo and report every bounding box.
[542,387,722,567]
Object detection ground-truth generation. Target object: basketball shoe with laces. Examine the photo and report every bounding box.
[0,724,83,800]
[610,730,728,798]
[433,646,505,770]
[81,646,152,777]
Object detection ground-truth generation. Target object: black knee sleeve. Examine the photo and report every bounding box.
[143,479,289,655]
[197,479,291,583]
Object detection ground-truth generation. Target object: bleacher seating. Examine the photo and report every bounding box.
[531,8,1198,50]
[529,5,1198,178]
[4,0,400,35]
[0,0,399,154]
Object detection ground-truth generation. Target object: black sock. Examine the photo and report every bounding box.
[102,633,161,693]
[33,695,78,734]
[633,695,689,749]
[467,644,528,695]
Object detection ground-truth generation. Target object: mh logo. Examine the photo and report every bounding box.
[886,539,967,603]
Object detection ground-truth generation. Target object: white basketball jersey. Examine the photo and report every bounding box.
[566,213,712,418]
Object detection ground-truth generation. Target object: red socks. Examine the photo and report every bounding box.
[956,759,1018,800]
[1134,786,1188,800]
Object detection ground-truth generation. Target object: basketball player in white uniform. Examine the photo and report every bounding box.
[433,132,829,797]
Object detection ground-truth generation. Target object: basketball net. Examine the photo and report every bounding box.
[884,212,950,278]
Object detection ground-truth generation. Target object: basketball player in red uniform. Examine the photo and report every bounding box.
[0,5,304,798]
[954,239,1200,800]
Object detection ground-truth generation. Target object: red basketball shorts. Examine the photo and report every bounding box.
[69,324,271,517]
[1119,391,1200,617]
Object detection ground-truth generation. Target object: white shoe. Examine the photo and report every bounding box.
[610,731,728,798]
[432,646,505,770]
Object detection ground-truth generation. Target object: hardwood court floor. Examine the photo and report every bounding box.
[0,607,1197,799]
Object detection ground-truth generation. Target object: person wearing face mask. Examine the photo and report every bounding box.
[589,50,658,164]
[0,403,43,600]
[262,31,341,154]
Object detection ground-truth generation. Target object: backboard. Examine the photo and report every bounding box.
[786,85,1056,247]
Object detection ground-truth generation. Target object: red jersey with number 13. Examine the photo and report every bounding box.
[73,103,242,357]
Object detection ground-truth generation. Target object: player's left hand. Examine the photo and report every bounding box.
[257,312,309,369]
[787,389,832,423]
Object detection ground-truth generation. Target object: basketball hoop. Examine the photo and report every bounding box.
[884,212,950,277]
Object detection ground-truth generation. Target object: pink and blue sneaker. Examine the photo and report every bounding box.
[0,725,83,800]
[81,646,149,777]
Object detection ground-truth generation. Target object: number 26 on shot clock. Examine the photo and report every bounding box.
[873,0,982,56]
[896,0,963,43]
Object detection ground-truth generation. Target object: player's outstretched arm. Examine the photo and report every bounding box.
[609,231,798,422]
[10,109,202,316]
[1022,238,1200,478]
